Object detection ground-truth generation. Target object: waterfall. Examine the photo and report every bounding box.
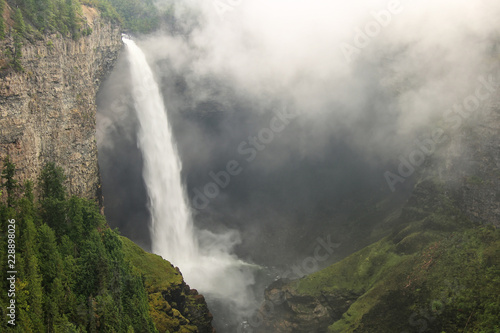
[123,37,199,265]
[123,37,257,319]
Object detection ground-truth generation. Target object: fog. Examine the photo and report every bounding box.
[97,0,500,331]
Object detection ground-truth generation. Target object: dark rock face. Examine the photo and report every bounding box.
[257,280,360,333]
[159,274,215,333]
[0,5,122,201]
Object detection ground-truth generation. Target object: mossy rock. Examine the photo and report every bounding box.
[121,237,213,332]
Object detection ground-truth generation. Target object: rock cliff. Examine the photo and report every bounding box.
[0,5,121,202]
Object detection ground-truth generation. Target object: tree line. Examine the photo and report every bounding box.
[0,157,158,332]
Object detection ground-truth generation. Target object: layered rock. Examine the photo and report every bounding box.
[0,5,122,201]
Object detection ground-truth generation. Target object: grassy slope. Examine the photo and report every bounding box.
[290,180,500,332]
[121,236,202,333]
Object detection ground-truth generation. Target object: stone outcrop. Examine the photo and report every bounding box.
[256,279,359,333]
[0,5,122,201]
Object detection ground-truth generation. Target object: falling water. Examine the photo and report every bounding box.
[123,36,199,265]
[123,36,258,324]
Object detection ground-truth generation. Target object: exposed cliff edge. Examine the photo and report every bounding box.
[121,237,215,333]
[0,4,121,201]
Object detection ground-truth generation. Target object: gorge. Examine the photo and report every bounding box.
[1,0,500,332]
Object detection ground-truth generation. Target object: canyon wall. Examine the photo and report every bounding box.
[0,5,122,201]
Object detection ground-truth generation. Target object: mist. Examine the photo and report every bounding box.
[97,0,500,331]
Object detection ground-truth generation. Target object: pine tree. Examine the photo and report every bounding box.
[12,8,26,71]
[37,224,63,289]
[0,0,5,39]
[13,8,26,35]
[35,0,54,32]
[1,156,18,207]
[39,162,66,201]
[66,0,78,38]
[39,163,68,238]
[22,219,44,332]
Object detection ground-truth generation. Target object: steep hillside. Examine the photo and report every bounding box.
[255,69,500,333]
[257,180,499,333]
[121,237,214,333]
[0,161,215,332]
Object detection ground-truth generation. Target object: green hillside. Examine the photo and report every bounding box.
[262,180,500,332]
[0,157,211,332]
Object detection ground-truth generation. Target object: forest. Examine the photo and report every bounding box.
[0,0,173,41]
[0,158,157,332]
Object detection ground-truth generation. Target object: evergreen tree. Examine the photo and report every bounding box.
[0,0,5,39]
[66,0,79,38]
[67,196,84,244]
[13,8,26,35]
[17,180,35,223]
[1,156,18,207]
[19,0,36,23]
[37,224,63,289]
[0,162,161,332]
[35,0,54,32]
[12,8,26,71]
[22,219,44,332]
[39,162,66,201]
[39,163,68,237]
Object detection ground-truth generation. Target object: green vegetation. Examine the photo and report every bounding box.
[0,160,211,332]
[0,0,6,39]
[321,227,500,333]
[12,8,25,71]
[110,0,172,34]
[4,0,174,42]
[1,0,176,71]
[82,0,174,33]
[0,161,159,332]
[121,237,203,333]
[6,0,86,39]
[466,175,484,185]
[287,180,500,332]
[80,0,121,24]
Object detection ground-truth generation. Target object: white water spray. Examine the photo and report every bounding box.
[123,37,257,316]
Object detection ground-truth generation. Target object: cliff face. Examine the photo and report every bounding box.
[0,5,122,201]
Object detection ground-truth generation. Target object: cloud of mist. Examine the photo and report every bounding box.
[145,0,500,160]
[98,1,500,330]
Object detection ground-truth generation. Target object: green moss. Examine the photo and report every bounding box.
[322,227,500,333]
[285,179,499,333]
[121,236,183,292]
[466,175,484,185]
[120,237,212,332]
[295,238,407,297]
